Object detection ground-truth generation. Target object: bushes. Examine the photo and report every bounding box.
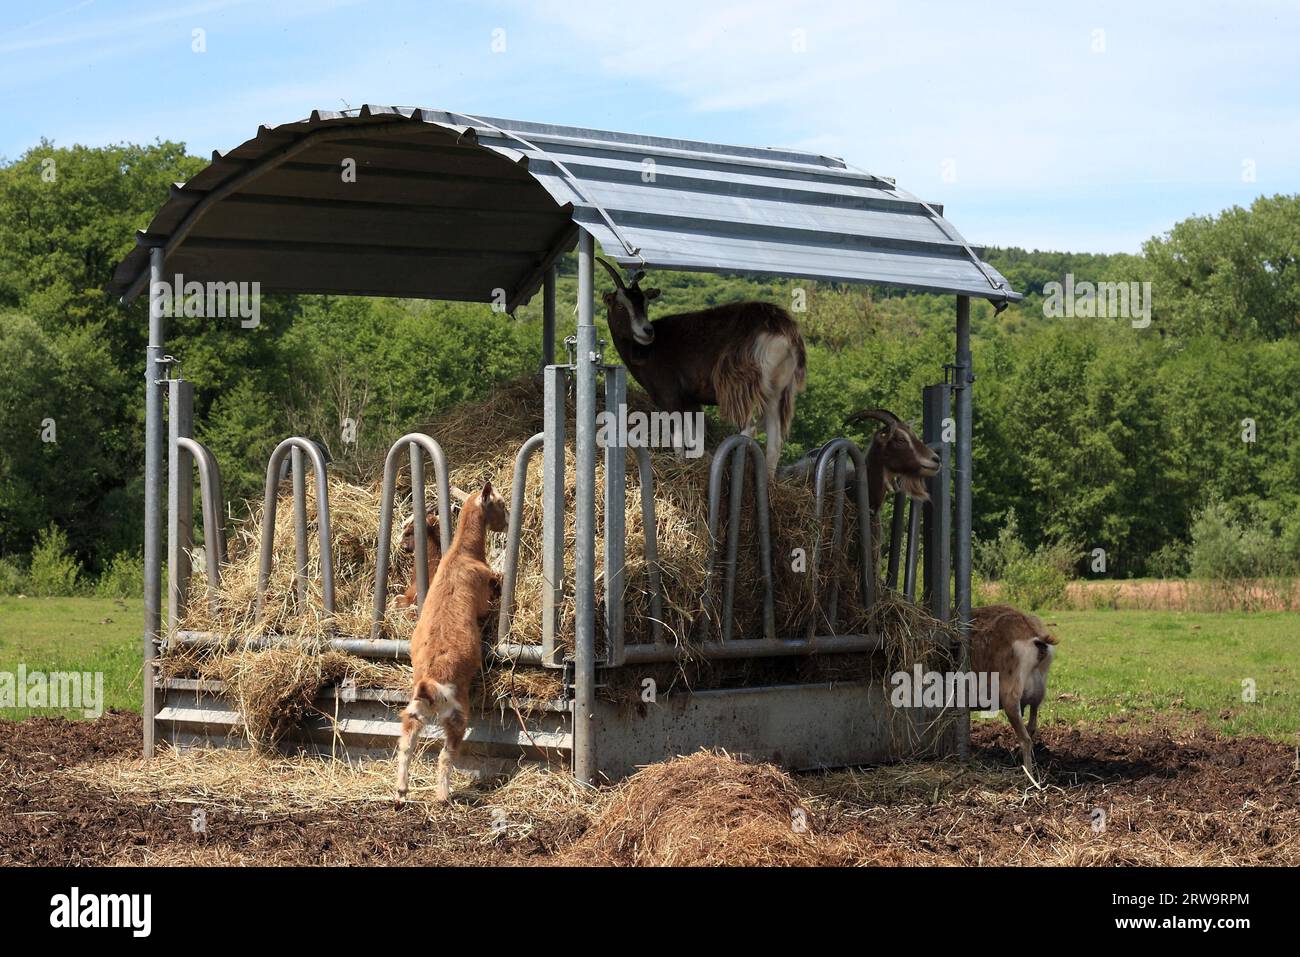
[95,551,144,599]
[975,511,1077,610]
[25,524,82,597]
[0,540,146,600]
[1188,500,1298,610]
[0,556,27,595]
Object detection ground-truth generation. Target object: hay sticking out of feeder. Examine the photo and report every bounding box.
[568,750,853,866]
[180,376,873,650]
[202,648,353,747]
[172,376,954,735]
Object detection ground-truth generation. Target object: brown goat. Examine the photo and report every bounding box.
[392,514,442,613]
[394,483,508,805]
[846,408,941,511]
[597,258,807,477]
[780,408,940,555]
[969,604,1058,771]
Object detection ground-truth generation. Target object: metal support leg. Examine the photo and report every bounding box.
[573,233,598,784]
[604,367,627,666]
[167,379,194,640]
[904,497,921,601]
[541,266,556,370]
[142,247,165,757]
[542,365,567,665]
[953,295,973,759]
[922,384,952,623]
[886,490,906,590]
[954,296,973,632]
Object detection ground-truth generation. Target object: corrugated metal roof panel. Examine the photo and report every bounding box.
[110,106,1019,306]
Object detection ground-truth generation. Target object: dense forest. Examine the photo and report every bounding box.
[1,140,1298,583]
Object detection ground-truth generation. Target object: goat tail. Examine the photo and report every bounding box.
[413,677,459,715]
[713,346,765,430]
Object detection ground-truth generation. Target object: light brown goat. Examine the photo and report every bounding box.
[969,604,1058,771]
[394,483,507,805]
[392,514,442,613]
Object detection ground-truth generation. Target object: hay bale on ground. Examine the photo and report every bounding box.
[568,750,853,866]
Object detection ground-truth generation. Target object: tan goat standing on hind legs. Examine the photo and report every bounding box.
[394,483,508,805]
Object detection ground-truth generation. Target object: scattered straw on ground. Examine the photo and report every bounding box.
[13,714,1296,867]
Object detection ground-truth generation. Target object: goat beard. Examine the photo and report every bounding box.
[885,469,931,502]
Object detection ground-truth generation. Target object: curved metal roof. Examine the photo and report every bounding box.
[110,105,1019,308]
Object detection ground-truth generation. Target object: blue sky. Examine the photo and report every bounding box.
[2,0,1296,253]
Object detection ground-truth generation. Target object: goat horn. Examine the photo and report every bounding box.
[595,257,626,290]
[846,408,902,428]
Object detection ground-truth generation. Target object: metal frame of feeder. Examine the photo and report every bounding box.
[124,108,1018,771]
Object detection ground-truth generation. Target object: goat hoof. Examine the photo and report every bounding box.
[395,791,407,808]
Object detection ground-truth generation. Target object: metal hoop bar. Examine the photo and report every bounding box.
[255,437,335,620]
[370,433,451,637]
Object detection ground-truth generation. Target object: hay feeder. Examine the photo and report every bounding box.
[110,107,1022,782]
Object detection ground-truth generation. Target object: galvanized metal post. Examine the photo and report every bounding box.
[954,296,973,633]
[573,232,598,784]
[604,366,627,666]
[922,384,952,622]
[541,266,556,370]
[142,246,166,757]
[541,365,567,665]
[167,379,194,639]
[953,295,973,760]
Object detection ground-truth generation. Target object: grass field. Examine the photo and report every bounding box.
[0,597,1296,741]
[0,596,141,718]
[1028,609,1298,741]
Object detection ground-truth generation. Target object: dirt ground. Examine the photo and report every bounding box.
[1,710,1296,866]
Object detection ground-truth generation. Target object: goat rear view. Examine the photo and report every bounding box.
[394,482,507,805]
[969,604,1058,771]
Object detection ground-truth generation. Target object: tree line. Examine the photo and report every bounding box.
[1,140,1297,582]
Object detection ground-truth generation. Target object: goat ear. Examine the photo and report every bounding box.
[602,291,615,305]
[644,287,661,301]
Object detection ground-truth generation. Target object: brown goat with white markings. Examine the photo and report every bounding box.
[969,604,1058,772]
[597,259,807,477]
[780,408,940,556]
[394,483,507,805]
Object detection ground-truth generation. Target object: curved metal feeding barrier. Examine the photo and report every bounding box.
[370,433,452,638]
[632,445,666,649]
[496,432,548,665]
[807,438,873,638]
[255,437,336,619]
[175,436,227,597]
[706,434,776,642]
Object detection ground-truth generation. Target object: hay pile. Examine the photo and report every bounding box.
[179,376,883,652]
[568,750,854,866]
